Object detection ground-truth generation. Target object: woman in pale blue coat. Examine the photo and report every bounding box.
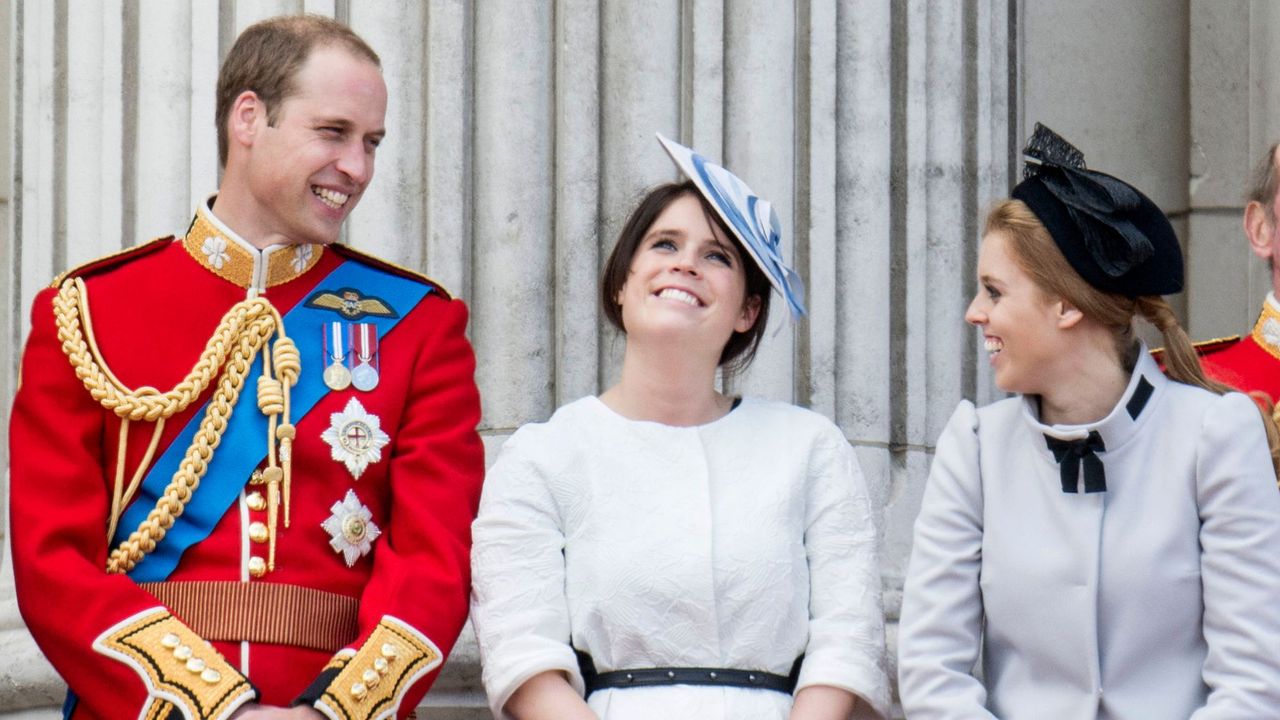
[898,124,1280,719]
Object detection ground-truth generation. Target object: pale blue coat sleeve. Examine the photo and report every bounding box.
[897,400,999,719]
[1190,391,1280,718]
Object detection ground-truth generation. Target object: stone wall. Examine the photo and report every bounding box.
[10,1,1276,718]
[4,1,1009,717]
[1020,0,1275,342]
[1184,0,1279,339]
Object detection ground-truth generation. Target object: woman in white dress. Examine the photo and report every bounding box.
[469,134,890,720]
[898,124,1280,719]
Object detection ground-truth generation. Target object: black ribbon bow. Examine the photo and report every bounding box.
[1044,431,1107,493]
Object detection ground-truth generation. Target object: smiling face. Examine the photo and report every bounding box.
[222,45,387,246]
[616,193,761,358]
[965,229,1071,394]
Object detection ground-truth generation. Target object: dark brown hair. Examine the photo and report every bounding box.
[216,15,380,166]
[600,181,772,373]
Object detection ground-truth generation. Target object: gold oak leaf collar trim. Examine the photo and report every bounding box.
[1252,293,1280,362]
[182,199,324,292]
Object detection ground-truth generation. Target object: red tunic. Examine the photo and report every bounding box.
[9,204,484,719]
[1199,298,1280,404]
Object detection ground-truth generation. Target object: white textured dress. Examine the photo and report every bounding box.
[470,396,890,720]
[898,351,1280,719]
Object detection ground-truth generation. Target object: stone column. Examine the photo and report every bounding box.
[0,3,1018,717]
[1185,0,1276,338]
[1020,0,1191,324]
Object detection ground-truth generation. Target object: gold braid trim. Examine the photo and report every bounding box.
[93,608,255,719]
[54,277,298,575]
[315,617,442,720]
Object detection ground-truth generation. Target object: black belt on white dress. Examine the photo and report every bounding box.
[576,650,803,696]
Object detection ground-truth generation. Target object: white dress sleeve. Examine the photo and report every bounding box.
[796,422,891,720]
[897,400,998,719]
[470,430,586,720]
[1190,392,1280,719]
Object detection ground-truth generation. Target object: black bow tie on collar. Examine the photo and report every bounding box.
[1044,431,1107,493]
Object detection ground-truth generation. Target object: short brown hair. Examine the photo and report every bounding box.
[215,15,380,166]
[1246,142,1280,213]
[600,181,772,374]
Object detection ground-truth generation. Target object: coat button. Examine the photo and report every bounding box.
[248,557,266,578]
[246,492,266,511]
[248,521,268,544]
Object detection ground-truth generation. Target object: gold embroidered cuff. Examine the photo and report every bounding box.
[93,608,255,720]
[314,616,442,720]
[142,699,177,720]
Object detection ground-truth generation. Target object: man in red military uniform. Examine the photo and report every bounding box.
[1197,143,1280,402]
[9,15,483,720]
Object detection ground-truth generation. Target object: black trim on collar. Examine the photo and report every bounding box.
[1126,376,1154,420]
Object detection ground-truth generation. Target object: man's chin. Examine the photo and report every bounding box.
[295,220,345,246]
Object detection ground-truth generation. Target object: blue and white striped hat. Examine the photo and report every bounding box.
[657,133,807,318]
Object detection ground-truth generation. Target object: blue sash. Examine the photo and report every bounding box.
[112,260,431,582]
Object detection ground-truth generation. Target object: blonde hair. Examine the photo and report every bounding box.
[985,199,1280,474]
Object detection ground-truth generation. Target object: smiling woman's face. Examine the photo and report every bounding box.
[616,193,760,354]
[965,229,1068,395]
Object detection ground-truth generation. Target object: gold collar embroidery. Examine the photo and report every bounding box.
[1250,296,1280,362]
[182,203,324,290]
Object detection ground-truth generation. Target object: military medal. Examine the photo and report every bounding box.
[320,397,390,479]
[351,323,380,392]
[323,321,352,391]
[321,489,382,566]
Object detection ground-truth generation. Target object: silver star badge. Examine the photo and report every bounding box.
[321,490,382,566]
[321,397,390,479]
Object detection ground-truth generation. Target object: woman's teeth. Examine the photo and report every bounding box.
[657,288,700,306]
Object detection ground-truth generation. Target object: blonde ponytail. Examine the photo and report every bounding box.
[1136,296,1280,482]
[1134,297,1232,394]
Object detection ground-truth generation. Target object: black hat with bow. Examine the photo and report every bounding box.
[1011,123,1183,297]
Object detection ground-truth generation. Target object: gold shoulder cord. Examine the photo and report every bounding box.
[54,277,300,574]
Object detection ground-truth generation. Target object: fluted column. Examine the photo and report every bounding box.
[1,2,1019,717]
[1185,0,1276,338]
[1022,0,1191,327]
